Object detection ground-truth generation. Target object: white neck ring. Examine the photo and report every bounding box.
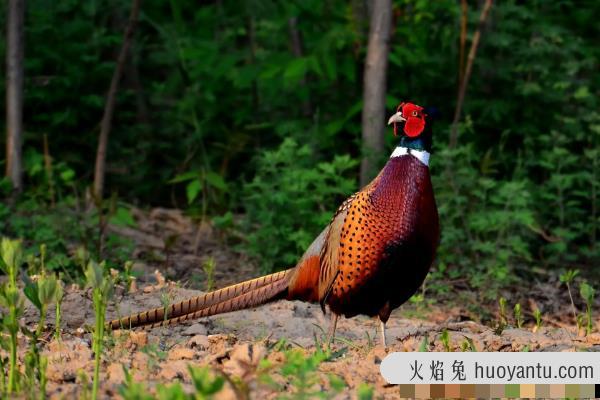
[390,146,430,166]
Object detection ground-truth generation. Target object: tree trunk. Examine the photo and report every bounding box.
[5,0,25,194]
[93,0,141,199]
[360,0,392,186]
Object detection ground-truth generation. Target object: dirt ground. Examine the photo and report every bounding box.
[17,208,600,398]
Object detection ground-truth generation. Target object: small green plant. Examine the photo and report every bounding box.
[78,370,91,400]
[0,240,62,398]
[418,335,429,352]
[202,257,216,292]
[579,282,595,335]
[460,337,477,352]
[357,383,374,400]
[119,366,153,400]
[160,291,172,326]
[23,246,59,338]
[21,251,59,400]
[576,315,585,333]
[188,366,226,397]
[123,261,134,291]
[533,308,542,331]
[23,349,49,400]
[170,168,229,222]
[259,346,344,399]
[121,364,227,400]
[85,260,114,400]
[560,269,580,324]
[513,303,523,329]
[499,297,508,327]
[0,349,7,394]
[440,329,451,352]
[54,279,64,341]
[141,344,168,372]
[39,356,49,399]
[0,238,24,394]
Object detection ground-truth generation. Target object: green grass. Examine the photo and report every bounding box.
[85,260,115,400]
[0,238,24,394]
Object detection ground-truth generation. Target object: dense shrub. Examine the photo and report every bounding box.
[242,138,357,273]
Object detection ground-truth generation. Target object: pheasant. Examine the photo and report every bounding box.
[108,102,440,347]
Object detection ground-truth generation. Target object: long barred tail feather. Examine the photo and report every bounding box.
[108,269,291,330]
[143,273,290,329]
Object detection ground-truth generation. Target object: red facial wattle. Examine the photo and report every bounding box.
[404,115,425,137]
[401,103,426,137]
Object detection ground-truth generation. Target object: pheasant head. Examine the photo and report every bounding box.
[387,102,427,137]
[387,102,434,152]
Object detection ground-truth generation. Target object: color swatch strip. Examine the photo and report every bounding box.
[397,383,600,398]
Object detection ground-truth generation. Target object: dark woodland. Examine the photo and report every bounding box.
[0,0,598,398]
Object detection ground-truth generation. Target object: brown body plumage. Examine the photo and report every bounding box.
[109,102,440,345]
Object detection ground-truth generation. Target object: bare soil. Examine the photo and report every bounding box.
[17,208,600,399]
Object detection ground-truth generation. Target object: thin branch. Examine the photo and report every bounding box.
[449,0,493,149]
[43,133,55,207]
[93,0,142,199]
[458,0,468,88]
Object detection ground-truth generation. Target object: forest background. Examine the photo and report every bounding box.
[1,0,598,302]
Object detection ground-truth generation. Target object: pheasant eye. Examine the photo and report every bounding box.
[412,111,418,117]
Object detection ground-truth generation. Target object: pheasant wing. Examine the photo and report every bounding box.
[317,172,383,305]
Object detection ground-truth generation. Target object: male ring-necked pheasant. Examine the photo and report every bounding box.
[109,102,440,347]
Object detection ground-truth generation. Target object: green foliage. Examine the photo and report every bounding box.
[440,329,451,352]
[433,145,535,294]
[242,138,357,272]
[187,366,226,397]
[579,282,595,335]
[118,346,349,399]
[513,303,523,329]
[120,365,225,400]
[85,260,114,400]
[170,169,229,219]
[202,257,216,292]
[0,239,70,398]
[560,269,580,326]
[460,338,477,352]
[533,308,542,330]
[498,297,508,329]
[0,0,597,300]
[119,366,153,400]
[418,335,429,352]
[0,239,24,394]
[54,279,64,341]
[0,194,134,282]
[560,269,579,284]
[356,383,374,400]
[259,346,344,399]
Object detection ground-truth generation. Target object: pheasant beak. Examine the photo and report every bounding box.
[387,111,406,125]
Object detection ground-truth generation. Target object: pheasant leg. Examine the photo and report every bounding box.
[326,313,339,347]
[380,321,387,348]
